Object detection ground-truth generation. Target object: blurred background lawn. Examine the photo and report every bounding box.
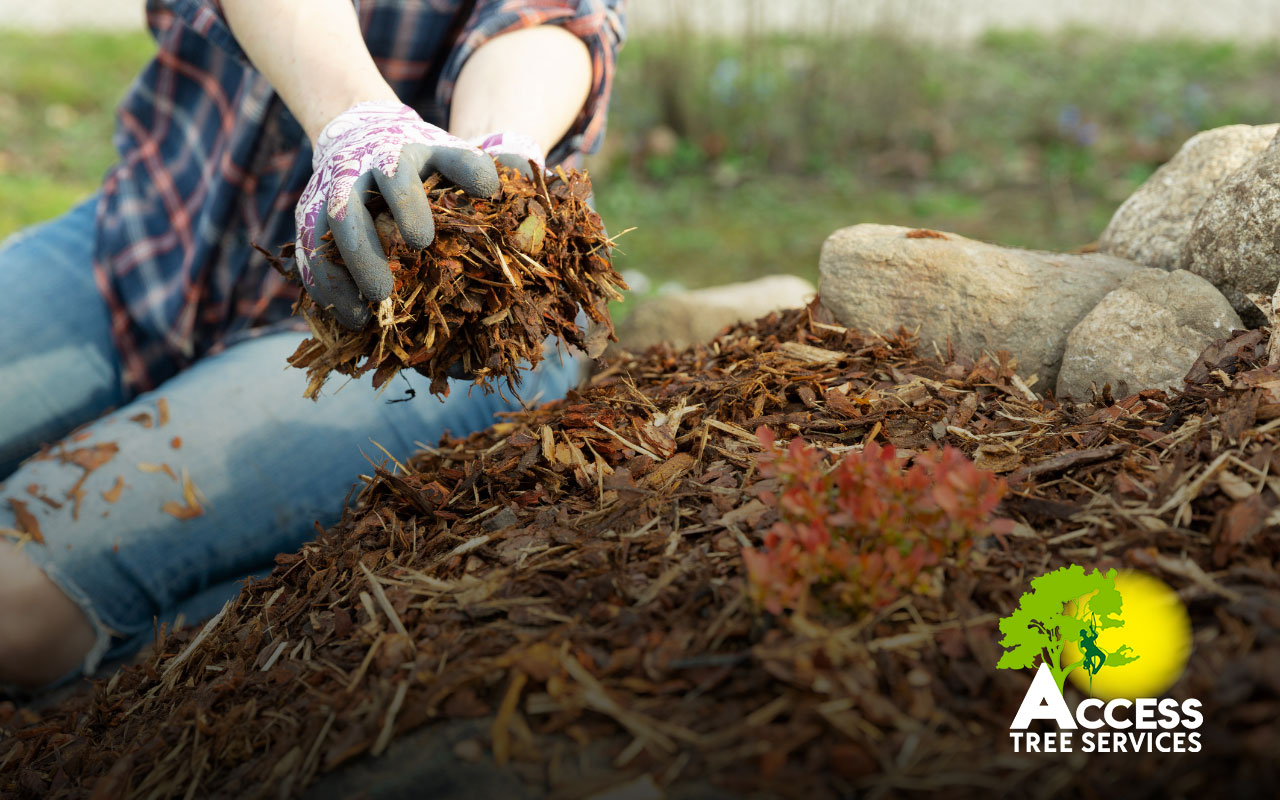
[2,17,1279,293]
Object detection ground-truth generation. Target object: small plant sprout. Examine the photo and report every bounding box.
[743,427,1013,616]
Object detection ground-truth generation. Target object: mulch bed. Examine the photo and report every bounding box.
[1,301,1277,799]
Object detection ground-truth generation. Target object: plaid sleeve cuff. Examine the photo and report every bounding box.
[154,0,249,62]
[438,0,627,165]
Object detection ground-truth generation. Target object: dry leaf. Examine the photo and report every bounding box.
[8,498,42,543]
[61,442,119,472]
[101,476,126,504]
[139,462,179,482]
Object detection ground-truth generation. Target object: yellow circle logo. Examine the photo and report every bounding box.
[1061,570,1191,700]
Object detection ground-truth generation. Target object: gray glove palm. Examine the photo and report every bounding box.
[294,101,499,329]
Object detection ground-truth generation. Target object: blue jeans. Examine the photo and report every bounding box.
[0,196,580,677]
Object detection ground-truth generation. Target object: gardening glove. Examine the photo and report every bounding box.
[295,101,500,329]
[473,131,546,179]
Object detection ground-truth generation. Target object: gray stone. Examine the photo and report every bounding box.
[1181,128,1280,321]
[1056,269,1241,399]
[817,224,1141,388]
[615,274,815,351]
[1099,124,1279,269]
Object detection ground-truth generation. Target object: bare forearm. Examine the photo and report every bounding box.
[222,0,398,144]
[222,1,590,157]
[449,26,592,155]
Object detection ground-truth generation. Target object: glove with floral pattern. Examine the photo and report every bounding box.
[295,101,499,329]
[472,131,546,178]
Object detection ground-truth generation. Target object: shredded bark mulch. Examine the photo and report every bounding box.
[285,166,624,399]
[2,301,1276,799]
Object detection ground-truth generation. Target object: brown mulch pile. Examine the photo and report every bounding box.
[286,166,624,398]
[2,301,1277,799]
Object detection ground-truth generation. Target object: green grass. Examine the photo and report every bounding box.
[596,173,1120,291]
[0,31,156,235]
[3,28,1279,301]
[597,30,1280,292]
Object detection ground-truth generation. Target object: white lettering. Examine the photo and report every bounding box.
[1025,731,1072,752]
[1134,699,1157,728]
[1182,699,1204,729]
[1011,664,1078,730]
[1104,698,1132,729]
[1076,698,1105,729]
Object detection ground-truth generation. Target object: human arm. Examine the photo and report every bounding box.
[451,25,591,171]
[220,1,591,150]
[221,0,500,327]
[221,0,399,143]
[439,0,627,169]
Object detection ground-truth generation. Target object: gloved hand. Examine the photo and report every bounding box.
[473,131,546,179]
[295,101,500,329]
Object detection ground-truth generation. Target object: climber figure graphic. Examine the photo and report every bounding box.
[1080,617,1107,677]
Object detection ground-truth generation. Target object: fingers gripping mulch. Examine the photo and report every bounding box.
[285,166,625,399]
[2,302,1277,798]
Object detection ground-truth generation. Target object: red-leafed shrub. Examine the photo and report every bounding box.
[743,428,1012,616]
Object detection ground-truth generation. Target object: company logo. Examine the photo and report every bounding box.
[995,565,1199,754]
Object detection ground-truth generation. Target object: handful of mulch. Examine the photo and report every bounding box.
[286,165,626,399]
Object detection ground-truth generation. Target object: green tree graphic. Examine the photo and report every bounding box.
[997,565,1139,693]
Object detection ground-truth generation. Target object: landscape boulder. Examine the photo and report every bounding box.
[615,274,815,351]
[1181,128,1280,322]
[1056,269,1241,399]
[1098,123,1279,269]
[818,224,1141,389]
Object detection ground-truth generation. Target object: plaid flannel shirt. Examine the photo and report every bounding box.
[94,0,625,393]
